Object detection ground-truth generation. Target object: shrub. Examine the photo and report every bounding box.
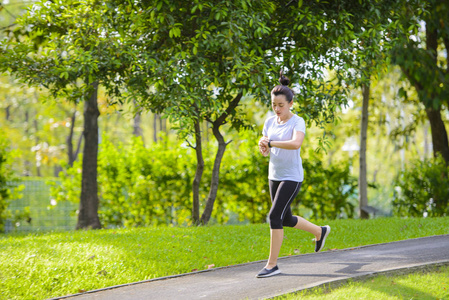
[393,155,449,217]
[51,131,359,228]
[0,132,22,232]
[293,149,358,219]
[213,130,271,224]
[51,134,194,227]
[218,134,358,222]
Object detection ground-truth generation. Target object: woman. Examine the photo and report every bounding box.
[256,72,331,278]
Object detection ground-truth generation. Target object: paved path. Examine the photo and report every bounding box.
[55,235,449,300]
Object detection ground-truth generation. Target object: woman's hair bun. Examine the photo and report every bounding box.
[279,70,290,86]
[272,70,294,102]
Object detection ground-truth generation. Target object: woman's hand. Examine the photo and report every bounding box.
[259,137,270,157]
[259,145,269,157]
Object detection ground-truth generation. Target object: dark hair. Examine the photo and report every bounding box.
[271,71,294,103]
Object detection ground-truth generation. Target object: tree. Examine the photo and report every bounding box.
[0,0,136,229]
[330,1,401,218]
[391,0,449,164]
[120,0,365,224]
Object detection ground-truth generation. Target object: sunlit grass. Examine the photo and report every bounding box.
[0,217,448,299]
[277,265,449,300]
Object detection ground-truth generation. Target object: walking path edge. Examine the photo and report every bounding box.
[266,260,449,299]
[49,234,449,300]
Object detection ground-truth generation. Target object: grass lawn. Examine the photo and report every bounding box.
[0,217,448,299]
[276,265,449,300]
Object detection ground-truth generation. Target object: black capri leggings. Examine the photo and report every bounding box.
[268,180,302,229]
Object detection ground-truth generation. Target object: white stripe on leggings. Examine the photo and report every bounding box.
[280,181,301,221]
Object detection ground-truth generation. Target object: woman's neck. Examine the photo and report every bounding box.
[278,113,293,124]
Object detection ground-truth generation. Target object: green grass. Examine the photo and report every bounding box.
[277,265,449,300]
[0,217,448,299]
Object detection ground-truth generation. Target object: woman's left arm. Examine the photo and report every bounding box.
[261,130,305,150]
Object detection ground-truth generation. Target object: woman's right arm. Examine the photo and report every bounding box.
[259,136,270,157]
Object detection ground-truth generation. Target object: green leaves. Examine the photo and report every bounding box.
[59,71,69,80]
[393,154,449,217]
[0,132,15,232]
[0,0,136,103]
[294,149,358,219]
[169,23,182,38]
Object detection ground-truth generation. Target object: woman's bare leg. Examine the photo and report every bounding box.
[294,216,322,241]
[265,229,283,269]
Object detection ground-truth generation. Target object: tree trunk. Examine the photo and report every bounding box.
[200,93,242,225]
[359,82,370,219]
[33,116,41,177]
[133,112,143,139]
[394,6,449,165]
[67,104,83,167]
[24,110,31,176]
[424,125,429,160]
[200,124,229,225]
[67,108,76,167]
[425,107,449,164]
[76,82,101,229]
[74,131,83,164]
[192,113,204,225]
[424,20,449,164]
[132,99,145,145]
[153,113,158,142]
[160,114,166,135]
[5,104,10,121]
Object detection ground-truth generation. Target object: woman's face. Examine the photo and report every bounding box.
[271,94,292,119]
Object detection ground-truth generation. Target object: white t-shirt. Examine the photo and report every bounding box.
[262,114,306,182]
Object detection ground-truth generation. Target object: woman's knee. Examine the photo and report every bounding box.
[282,216,298,228]
[269,212,283,229]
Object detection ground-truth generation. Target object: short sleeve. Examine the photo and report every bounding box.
[262,119,268,136]
[295,117,306,134]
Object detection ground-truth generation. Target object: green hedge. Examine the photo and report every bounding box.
[0,132,22,233]
[0,133,11,232]
[50,131,358,227]
[393,155,449,217]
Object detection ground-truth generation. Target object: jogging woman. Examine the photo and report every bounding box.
[256,72,331,278]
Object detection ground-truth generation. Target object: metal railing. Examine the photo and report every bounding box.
[5,178,78,233]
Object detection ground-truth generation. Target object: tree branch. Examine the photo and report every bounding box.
[185,139,196,150]
[286,0,297,7]
[426,24,438,64]
[399,65,423,92]
[2,6,17,19]
[0,23,16,31]
[213,92,243,127]
[74,131,83,162]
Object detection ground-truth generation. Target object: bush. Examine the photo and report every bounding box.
[212,130,271,224]
[293,149,358,219]
[393,155,449,217]
[217,133,358,222]
[51,131,358,228]
[0,132,21,232]
[51,134,194,227]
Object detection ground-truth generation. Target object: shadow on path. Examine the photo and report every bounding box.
[56,235,449,300]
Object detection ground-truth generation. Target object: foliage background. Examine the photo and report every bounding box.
[2,66,448,230]
[1,0,448,231]
[393,154,449,217]
[48,129,357,227]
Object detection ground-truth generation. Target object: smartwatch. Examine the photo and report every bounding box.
[268,140,272,148]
